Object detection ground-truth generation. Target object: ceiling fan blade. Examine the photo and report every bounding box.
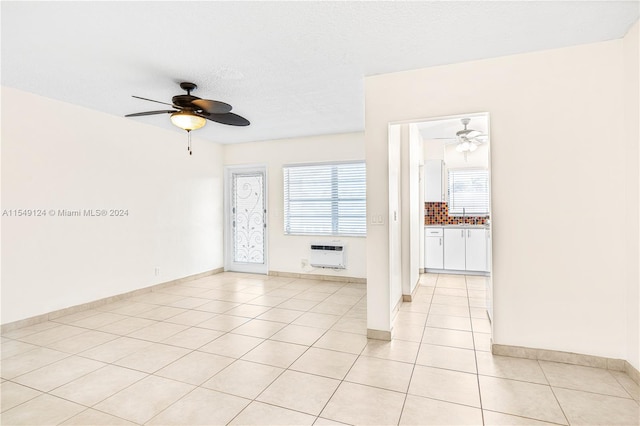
[125,110,176,117]
[132,95,174,107]
[200,112,250,126]
[191,99,232,114]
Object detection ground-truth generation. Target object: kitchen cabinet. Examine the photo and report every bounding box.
[444,228,466,270]
[425,159,444,202]
[465,228,488,272]
[441,227,489,272]
[425,228,444,269]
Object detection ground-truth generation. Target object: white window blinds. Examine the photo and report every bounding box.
[448,168,489,215]
[283,162,366,236]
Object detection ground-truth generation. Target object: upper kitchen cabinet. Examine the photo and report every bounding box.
[425,159,445,202]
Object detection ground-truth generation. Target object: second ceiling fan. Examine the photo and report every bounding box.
[452,118,486,153]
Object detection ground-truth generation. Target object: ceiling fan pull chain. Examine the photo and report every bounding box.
[187,130,192,155]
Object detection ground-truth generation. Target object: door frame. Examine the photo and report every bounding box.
[224,164,269,274]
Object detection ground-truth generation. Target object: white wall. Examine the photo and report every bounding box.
[408,124,422,294]
[416,125,425,271]
[423,139,445,161]
[224,132,366,279]
[1,88,225,324]
[388,125,402,314]
[400,124,421,296]
[623,21,639,370]
[366,36,638,365]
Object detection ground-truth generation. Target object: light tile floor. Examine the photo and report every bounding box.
[1,272,639,425]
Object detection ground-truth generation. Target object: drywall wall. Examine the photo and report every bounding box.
[1,87,225,324]
[224,132,366,279]
[408,124,422,295]
[365,36,636,364]
[399,124,421,297]
[388,125,402,315]
[623,21,639,370]
[416,125,425,271]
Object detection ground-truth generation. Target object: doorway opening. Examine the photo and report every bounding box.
[389,112,493,325]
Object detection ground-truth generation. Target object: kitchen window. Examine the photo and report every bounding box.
[448,168,489,216]
[283,161,366,236]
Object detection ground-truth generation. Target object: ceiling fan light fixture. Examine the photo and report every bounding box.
[170,111,206,131]
[455,139,478,153]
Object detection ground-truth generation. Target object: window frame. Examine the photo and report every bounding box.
[283,160,367,237]
[447,167,490,217]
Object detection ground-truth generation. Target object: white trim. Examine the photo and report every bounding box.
[224,165,269,274]
[492,343,639,383]
[283,159,365,168]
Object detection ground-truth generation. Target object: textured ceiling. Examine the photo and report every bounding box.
[2,1,638,144]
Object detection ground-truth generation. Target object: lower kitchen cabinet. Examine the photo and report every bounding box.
[443,228,466,270]
[425,228,444,269]
[438,227,489,273]
[465,228,488,272]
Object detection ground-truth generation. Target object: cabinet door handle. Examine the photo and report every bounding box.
[439,237,442,246]
[461,230,464,238]
[468,230,470,238]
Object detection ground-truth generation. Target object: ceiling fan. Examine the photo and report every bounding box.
[125,82,250,155]
[453,118,486,153]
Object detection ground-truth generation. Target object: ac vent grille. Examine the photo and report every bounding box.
[310,245,343,251]
[309,242,346,269]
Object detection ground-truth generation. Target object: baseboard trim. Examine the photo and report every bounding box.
[402,278,421,302]
[492,343,640,385]
[425,268,489,277]
[1,267,223,333]
[624,361,640,385]
[367,328,392,341]
[268,270,366,284]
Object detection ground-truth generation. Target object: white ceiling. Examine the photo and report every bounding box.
[2,1,638,144]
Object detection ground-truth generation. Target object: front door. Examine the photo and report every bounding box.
[225,167,267,274]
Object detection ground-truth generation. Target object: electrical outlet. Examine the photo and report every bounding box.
[154,267,160,276]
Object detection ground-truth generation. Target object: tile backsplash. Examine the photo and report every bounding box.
[424,202,489,225]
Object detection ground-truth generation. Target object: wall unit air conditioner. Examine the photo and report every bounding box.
[310,241,346,269]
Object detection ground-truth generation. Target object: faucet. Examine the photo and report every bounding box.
[459,208,465,224]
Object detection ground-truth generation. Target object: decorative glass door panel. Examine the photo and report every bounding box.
[232,172,265,264]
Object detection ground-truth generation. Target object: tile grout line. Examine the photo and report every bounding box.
[160,278,365,425]
[538,360,571,426]
[464,274,486,426]
[223,294,362,425]
[610,369,640,402]
[2,275,362,425]
[13,273,638,425]
[303,290,370,424]
[146,277,353,424]
[395,273,437,426]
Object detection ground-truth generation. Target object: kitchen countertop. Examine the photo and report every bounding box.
[425,224,489,229]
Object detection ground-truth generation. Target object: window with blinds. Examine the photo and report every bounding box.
[448,168,489,216]
[283,161,366,236]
